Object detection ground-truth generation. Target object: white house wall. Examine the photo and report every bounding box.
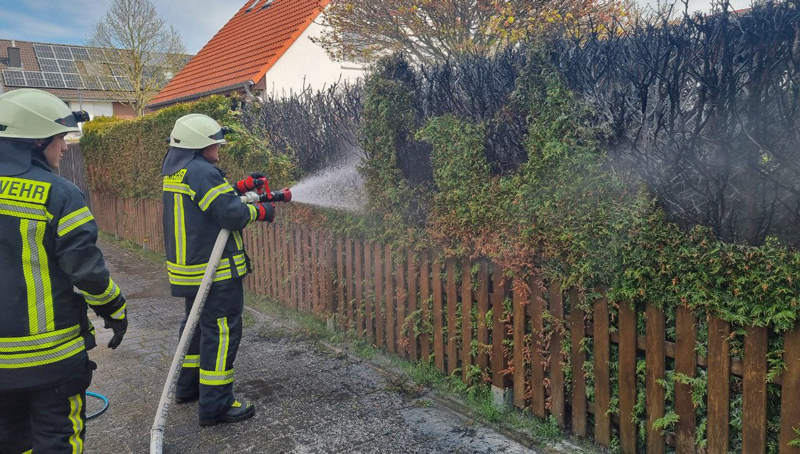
[68,101,114,119]
[265,20,364,97]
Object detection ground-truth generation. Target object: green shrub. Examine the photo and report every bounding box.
[80,95,294,199]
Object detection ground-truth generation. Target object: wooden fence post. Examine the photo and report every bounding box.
[593,290,611,447]
[619,301,638,454]
[512,277,526,409]
[675,305,697,454]
[461,259,473,383]
[433,257,445,372]
[570,287,587,437]
[743,326,768,454]
[407,249,418,361]
[549,280,565,428]
[446,258,458,375]
[385,244,396,353]
[780,326,800,454]
[646,304,666,454]
[374,242,384,348]
[529,277,546,418]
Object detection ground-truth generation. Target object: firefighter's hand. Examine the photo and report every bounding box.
[234,172,268,194]
[255,202,276,222]
[101,309,128,349]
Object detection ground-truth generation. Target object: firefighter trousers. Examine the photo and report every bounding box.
[0,362,93,454]
[176,278,244,419]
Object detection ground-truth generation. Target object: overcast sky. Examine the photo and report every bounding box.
[0,0,242,54]
[0,0,756,55]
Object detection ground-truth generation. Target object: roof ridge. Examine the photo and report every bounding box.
[150,0,330,106]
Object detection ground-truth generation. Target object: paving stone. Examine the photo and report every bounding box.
[83,239,536,453]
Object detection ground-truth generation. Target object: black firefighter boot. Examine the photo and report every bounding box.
[199,399,256,426]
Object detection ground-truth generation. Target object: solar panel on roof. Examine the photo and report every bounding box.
[110,65,126,77]
[89,48,107,62]
[33,44,55,59]
[116,77,133,91]
[72,48,90,61]
[100,76,118,91]
[43,72,65,88]
[2,70,27,87]
[63,73,83,89]
[58,60,78,74]
[53,46,73,60]
[24,71,46,87]
[83,75,102,90]
[38,58,60,73]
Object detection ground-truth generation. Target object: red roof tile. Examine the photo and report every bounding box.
[150,0,328,107]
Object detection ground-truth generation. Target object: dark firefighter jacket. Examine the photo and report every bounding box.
[0,145,126,390]
[162,153,258,297]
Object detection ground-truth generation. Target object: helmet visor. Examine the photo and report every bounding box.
[208,126,232,144]
[54,111,90,129]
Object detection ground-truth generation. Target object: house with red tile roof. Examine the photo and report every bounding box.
[149,0,364,109]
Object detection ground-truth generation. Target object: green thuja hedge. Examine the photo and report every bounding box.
[80,95,294,199]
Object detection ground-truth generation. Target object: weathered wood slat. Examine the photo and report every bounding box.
[354,240,364,338]
[476,260,490,370]
[619,301,637,454]
[433,258,445,373]
[446,258,458,375]
[374,242,384,348]
[646,304,666,454]
[385,244,396,353]
[420,251,431,364]
[707,316,731,454]
[593,292,611,447]
[675,306,697,454]
[396,250,406,357]
[461,260,473,383]
[512,277,526,408]
[549,280,565,427]
[529,278,545,419]
[570,287,587,437]
[742,326,768,454]
[337,238,345,330]
[780,326,800,454]
[364,242,374,342]
[407,249,419,361]
[311,231,319,313]
[345,238,354,327]
[491,264,508,389]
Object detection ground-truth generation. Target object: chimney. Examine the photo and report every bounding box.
[7,46,21,68]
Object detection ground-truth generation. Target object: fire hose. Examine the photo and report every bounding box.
[150,183,291,454]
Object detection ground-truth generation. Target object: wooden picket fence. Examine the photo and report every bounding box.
[87,193,800,454]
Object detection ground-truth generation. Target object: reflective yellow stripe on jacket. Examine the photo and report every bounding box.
[173,194,187,264]
[81,279,121,306]
[198,182,234,211]
[0,336,85,369]
[20,219,54,334]
[0,324,82,353]
[166,253,247,286]
[57,206,94,237]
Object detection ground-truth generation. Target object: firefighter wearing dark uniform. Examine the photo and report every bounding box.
[0,89,127,453]
[161,114,274,426]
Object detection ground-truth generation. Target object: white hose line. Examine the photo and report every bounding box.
[151,191,259,454]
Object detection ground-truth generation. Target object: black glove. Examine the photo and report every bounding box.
[255,202,276,222]
[101,305,128,349]
[234,172,268,194]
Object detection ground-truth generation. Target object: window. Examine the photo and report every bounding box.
[246,0,261,12]
[260,0,274,10]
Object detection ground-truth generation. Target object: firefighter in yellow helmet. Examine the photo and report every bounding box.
[161,114,274,425]
[0,89,127,453]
